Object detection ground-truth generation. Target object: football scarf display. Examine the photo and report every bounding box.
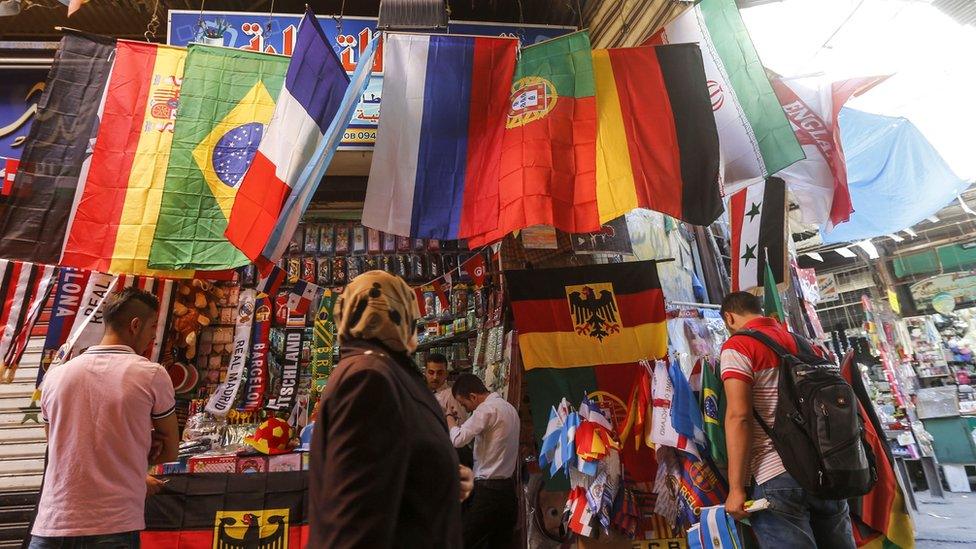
[266,327,304,412]
[239,295,272,412]
[0,260,57,382]
[311,289,336,396]
[205,289,255,415]
[37,268,92,388]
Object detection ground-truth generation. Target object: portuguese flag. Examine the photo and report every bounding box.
[148,45,288,270]
[465,31,600,246]
[506,261,668,482]
[593,44,721,226]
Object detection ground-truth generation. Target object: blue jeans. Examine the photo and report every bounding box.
[28,531,139,549]
[749,473,856,549]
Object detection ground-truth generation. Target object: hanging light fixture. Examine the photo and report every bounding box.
[377,0,448,32]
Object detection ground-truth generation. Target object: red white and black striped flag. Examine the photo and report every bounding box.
[0,260,58,382]
[729,177,787,292]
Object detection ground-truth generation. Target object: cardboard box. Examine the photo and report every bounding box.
[188,455,237,473]
[268,452,302,472]
[236,455,268,474]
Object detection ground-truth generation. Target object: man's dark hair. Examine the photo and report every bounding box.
[452,373,488,399]
[720,291,763,317]
[103,288,160,332]
[427,352,448,365]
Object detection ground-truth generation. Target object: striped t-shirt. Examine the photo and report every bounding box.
[720,317,807,485]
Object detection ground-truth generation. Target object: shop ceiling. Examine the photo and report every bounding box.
[0,0,581,41]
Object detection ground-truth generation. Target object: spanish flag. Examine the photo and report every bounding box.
[506,261,667,482]
[60,41,192,277]
[593,44,721,227]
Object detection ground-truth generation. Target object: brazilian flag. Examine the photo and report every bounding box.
[148,45,288,270]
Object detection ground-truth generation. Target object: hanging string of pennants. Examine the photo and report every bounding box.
[0,260,57,383]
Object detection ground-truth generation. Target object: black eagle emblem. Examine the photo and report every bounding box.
[568,286,620,341]
[215,512,287,549]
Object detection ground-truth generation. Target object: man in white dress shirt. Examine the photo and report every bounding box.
[447,374,520,549]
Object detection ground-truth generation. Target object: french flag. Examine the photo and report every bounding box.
[361,33,517,240]
[224,9,349,262]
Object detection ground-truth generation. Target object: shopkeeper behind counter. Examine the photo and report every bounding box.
[426,353,467,421]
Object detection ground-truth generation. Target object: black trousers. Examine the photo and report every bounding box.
[462,479,517,549]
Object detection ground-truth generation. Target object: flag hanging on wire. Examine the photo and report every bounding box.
[259,35,380,265]
[465,31,601,246]
[592,44,721,226]
[59,40,193,277]
[729,177,787,292]
[649,0,804,194]
[772,76,888,230]
[225,9,350,263]
[360,33,517,241]
[0,30,116,264]
[148,45,289,270]
[0,261,57,383]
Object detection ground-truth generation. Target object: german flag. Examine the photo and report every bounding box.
[506,261,668,482]
[141,472,308,548]
[593,44,721,227]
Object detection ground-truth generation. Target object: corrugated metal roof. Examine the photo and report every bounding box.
[584,0,692,48]
[932,0,976,26]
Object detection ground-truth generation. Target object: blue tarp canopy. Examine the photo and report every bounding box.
[820,108,969,244]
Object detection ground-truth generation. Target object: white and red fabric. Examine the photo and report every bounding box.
[772,76,888,230]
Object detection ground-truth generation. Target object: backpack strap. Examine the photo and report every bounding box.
[731,329,796,438]
[732,329,793,358]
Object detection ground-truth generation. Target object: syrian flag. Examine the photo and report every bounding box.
[729,177,787,292]
[288,280,318,315]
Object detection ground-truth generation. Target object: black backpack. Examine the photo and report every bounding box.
[736,329,877,500]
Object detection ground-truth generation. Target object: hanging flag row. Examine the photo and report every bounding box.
[0,9,365,275]
[0,0,886,276]
[361,30,727,246]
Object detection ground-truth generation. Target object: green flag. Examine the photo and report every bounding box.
[148,45,288,270]
[701,357,727,467]
[763,259,785,322]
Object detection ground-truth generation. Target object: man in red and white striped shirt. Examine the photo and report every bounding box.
[719,292,855,548]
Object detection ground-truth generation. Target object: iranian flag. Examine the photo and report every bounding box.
[650,0,804,194]
[464,31,600,246]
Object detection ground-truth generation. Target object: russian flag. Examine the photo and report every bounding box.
[361,33,517,240]
[224,9,349,262]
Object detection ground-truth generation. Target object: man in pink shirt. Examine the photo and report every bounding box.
[30,288,179,548]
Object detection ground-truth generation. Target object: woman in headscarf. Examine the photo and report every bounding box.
[309,270,465,548]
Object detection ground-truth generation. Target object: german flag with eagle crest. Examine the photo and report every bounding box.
[506,260,667,483]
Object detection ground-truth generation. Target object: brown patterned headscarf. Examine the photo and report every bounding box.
[334,270,421,354]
